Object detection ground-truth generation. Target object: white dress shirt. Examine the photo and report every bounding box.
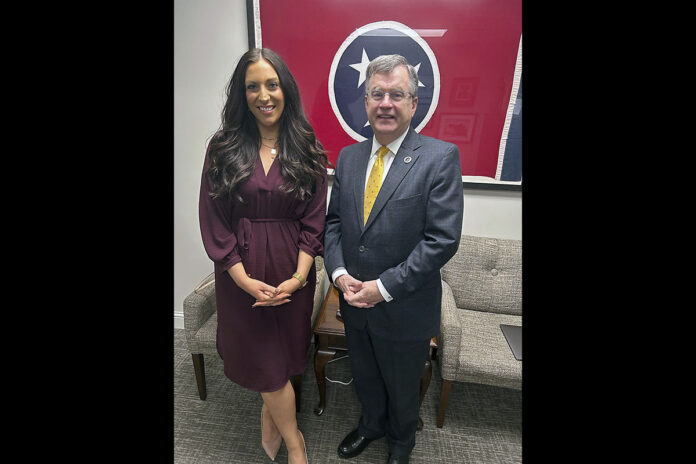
[331,129,411,302]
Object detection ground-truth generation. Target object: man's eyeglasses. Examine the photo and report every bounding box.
[367,90,412,102]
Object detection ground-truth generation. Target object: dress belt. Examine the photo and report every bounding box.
[237,217,296,249]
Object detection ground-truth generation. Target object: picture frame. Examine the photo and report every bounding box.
[246,0,521,190]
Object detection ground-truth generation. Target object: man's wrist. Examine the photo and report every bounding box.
[331,267,348,284]
[376,278,393,302]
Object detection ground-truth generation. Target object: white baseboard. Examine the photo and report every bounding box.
[174,310,185,329]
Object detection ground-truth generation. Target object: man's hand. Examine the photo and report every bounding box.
[334,273,362,295]
[335,274,379,308]
[344,280,384,307]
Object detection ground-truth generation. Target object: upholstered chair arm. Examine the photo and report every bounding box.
[183,273,216,344]
[311,256,328,330]
[438,279,463,381]
[314,255,324,274]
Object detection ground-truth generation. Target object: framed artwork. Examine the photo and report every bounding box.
[246,0,521,190]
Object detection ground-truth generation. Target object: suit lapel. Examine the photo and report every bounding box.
[363,128,422,232]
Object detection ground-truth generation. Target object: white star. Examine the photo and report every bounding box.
[349,48,371,88]
[413,63,426,88]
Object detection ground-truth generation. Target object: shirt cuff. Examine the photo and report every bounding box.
[376,278,393,302]
[331,267,348,284]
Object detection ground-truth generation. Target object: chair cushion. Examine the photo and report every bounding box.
[441,235,521,316]
[445,307,521,389]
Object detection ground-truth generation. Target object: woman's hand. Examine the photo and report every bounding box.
[238,276,287,303]
[252,277,301,308]
[228,264,291,307]
[277,277,303,296]
[251,284,292,308]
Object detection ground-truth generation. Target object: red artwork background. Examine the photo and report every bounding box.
[255,0,521,179]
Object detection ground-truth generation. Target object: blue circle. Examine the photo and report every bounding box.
[333,27,435,139]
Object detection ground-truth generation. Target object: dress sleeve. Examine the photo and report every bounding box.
[297,167,328,258]
[198,142,242,272]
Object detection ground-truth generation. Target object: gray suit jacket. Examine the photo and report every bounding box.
[324,128,463,341]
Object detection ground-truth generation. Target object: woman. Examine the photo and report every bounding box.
[199,48,327,464]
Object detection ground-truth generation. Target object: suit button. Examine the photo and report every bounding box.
[359,245,366,252]
[491,268,498,276]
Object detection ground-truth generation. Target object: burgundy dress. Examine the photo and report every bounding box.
[199,148,327,393]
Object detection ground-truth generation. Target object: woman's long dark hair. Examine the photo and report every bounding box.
[206,48,327,202]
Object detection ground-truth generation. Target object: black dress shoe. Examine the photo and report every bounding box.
[386,453,410,464]
[338,428,379,458]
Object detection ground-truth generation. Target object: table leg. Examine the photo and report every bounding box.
[420,358,433,405]
[314,346,335,416]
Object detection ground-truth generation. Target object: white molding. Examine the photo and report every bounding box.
[174,310,185,329]
[253,0,261,47]
[495,35,522,181]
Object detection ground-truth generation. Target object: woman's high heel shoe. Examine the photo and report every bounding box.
[261,409,282,461]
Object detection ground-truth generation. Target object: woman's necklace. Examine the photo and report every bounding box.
[260,138,278,157]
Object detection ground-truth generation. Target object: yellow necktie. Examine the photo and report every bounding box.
[364,145,388,225]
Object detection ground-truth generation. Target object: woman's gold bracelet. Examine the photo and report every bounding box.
[292,272,307,288]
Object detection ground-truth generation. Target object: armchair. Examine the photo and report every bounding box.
[436,235,522,427]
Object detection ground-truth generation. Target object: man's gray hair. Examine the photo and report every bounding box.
[365,54,419,98]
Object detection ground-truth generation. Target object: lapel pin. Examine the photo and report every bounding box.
[403,156,412,163]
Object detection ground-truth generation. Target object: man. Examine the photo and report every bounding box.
[324,54,464,464]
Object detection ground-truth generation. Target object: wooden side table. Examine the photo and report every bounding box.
[313,284,347,416]
[312,284,433,429]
